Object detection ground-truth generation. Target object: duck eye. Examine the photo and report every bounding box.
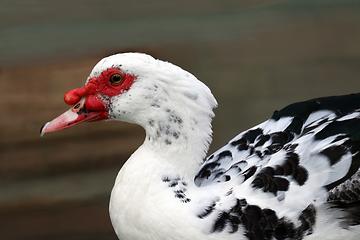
[109,73,124,85]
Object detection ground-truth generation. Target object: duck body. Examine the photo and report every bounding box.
[41,53,360,240]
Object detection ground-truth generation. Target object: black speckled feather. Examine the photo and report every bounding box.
[195,93,360,238]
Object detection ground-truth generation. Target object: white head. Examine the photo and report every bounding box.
[41,53,217,165]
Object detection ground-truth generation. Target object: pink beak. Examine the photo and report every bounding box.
[40,82,108,137]
[40,97,103,136]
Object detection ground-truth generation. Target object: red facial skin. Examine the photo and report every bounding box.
[41,68,136,135]
[65,68,136,105]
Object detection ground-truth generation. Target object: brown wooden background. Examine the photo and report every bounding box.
[1,0,360,239]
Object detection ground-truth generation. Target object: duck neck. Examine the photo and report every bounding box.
[140,105,214,180]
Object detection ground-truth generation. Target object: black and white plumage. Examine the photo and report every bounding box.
[41,53,360,240]
[195,95,360,239]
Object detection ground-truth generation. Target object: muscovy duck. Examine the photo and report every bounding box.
[41,53,360,240]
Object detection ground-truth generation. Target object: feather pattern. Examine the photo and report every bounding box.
[194,94,360,239]
[42,53,360,240]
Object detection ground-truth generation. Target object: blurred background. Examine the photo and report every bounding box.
[0,0,359,239]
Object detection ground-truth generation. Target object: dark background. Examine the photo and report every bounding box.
[0,0,360,239]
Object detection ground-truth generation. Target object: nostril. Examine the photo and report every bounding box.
[73,103,81,110]
[71,97,86,112]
